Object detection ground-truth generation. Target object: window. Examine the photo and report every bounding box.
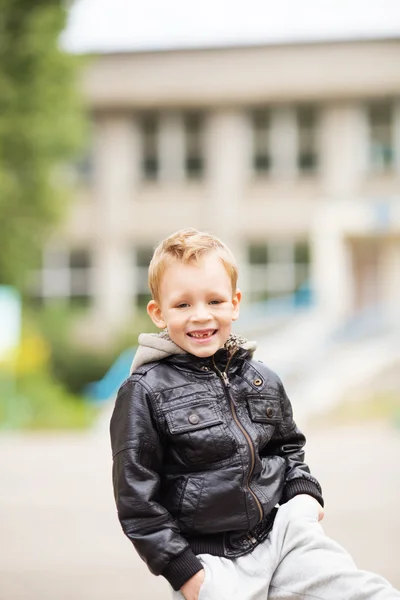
[139,112,206,182]
[184,113,204,179]
[134,246,154,307]
[69,250,92,306]
[252,109,271,174]
[70,115,95,185]
[141,114,159,180]
[72,153,93,184]
[248,241,310,303]
[294,243,310,289]
[368,102,395,172]
[34,247,93,306]
[70,113,99,186]
[248,244,269,265]
[297,106,318,173]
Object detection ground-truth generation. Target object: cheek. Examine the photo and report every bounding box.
[220,313,235,327]
[168,318,184,333]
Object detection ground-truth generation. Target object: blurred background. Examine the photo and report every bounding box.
[1,0,400,598]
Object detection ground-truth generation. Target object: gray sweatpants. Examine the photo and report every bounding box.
[172,495,400,600]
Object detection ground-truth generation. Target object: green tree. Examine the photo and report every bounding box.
[0,0,85,288]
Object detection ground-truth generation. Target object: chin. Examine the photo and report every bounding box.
[192,344,222,358]
[198,349,218,358]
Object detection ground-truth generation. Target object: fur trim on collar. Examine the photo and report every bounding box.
[130,331,256,374]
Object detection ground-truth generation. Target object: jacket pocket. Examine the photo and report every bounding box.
[247,395,283,424]
[178,475,204,531]
[165,401,222,433]
[164,401,236,465]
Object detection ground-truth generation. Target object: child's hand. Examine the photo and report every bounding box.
[181,569,205,600]
[296,494,325,521]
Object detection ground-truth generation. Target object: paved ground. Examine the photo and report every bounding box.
[1,416,399,600]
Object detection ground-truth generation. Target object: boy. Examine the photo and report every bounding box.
[110,228,400,600]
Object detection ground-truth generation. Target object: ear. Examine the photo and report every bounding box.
[232,288,242,321]
[147,300,166,329]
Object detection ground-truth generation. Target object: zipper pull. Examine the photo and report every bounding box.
[222,371,230,387]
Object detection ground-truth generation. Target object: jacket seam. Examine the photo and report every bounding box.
[132,376,166,439]
[112,443,139,459]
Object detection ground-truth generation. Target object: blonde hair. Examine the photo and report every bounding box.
[148,228,238,303]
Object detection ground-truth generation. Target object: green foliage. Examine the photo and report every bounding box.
[51,342,117,395]
[0,371,98,430]
[29,303,157,395]
[312,392,400,426]
[0,0,85,287]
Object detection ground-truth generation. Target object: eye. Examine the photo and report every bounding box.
[176,303,189,309]
[209,300,223,305]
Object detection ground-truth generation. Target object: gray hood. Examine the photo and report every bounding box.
[130,331,257,374]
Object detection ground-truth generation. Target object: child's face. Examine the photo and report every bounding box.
[147,253,241,358]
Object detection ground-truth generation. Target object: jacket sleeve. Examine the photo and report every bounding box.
[110,375,203,591]
[263,375,324,507]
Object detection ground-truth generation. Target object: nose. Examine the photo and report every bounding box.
[191,303,212,323]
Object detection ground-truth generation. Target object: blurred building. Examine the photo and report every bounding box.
[36,38,400,336]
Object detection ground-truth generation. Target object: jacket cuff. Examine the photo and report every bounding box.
[281,478,324,507]
[161,547,203,591]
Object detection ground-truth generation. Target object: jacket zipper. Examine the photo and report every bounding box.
[212,355,264,523]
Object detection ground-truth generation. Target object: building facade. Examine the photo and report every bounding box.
[37,38,400,337]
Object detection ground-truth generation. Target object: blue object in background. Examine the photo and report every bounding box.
[372,202,391,231]
[294,282,313,307]
[0,286,21,359]
[85,346,136,403]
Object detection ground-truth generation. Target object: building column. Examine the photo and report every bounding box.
[92,242,133,329]
[380,240,400,326]
[319,103,366,200]
[91,114,139,331]
[203,109,249,295]
[269,107,298,179]
[311,206,353,320]
[312,104,367,322]
[158,112,185,181]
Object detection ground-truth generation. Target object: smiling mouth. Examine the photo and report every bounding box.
[187,330,217,339]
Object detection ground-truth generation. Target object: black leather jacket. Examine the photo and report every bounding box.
[110,344,323,591]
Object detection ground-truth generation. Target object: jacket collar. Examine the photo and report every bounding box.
[165,346,252,376]
[130,331,256,374]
